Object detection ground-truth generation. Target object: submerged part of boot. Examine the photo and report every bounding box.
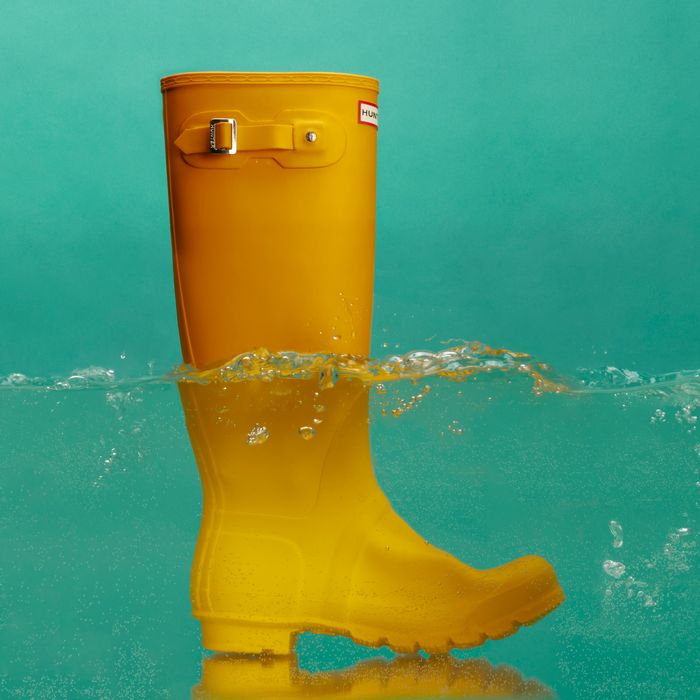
[193,652,555,699]
[181,377,564,655]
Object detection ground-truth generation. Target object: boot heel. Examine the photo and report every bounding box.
[200,619,296,654]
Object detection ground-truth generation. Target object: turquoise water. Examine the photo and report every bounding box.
[1,352,698,697]
[2,1,699,697]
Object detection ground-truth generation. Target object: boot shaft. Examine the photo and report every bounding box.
[161,72,380,367]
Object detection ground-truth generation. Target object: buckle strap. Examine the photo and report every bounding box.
[173,109,346,170]
[175,122,294,155]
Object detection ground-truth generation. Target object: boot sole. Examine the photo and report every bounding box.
[197,583,565,655]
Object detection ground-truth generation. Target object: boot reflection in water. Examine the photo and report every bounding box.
[161,71,564,656]
[193,652,555,699]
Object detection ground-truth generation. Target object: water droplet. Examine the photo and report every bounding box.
[609,520,624,549]
[298,426,316,440]
[247,424,269,446]
[375,383,387,394]
[331,334,341,341]
[603,560,626,579]
[313,403,326,413]
[312,417,323,425]
[318,367,337,390]
[120,351,127,360]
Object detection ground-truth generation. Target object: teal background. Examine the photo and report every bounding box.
[1,1,699,699]
[1,0,699,376]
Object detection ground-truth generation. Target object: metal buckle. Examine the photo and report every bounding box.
[209,118,237,154]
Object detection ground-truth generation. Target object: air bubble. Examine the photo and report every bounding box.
[247,424,269,446]
[447,420,464,435]
[609,520,624,549]
[603,560,626,579]
[650,408,666,424]
[5,373,28,385]
[298,426,316,440]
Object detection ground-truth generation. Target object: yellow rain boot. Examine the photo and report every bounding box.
[160,71,564,655]
[193,652,555,699]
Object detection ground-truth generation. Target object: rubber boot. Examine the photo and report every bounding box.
[160,72,564,655]
[193,653,555,699]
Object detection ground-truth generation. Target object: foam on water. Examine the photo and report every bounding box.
[2,342,700,409]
